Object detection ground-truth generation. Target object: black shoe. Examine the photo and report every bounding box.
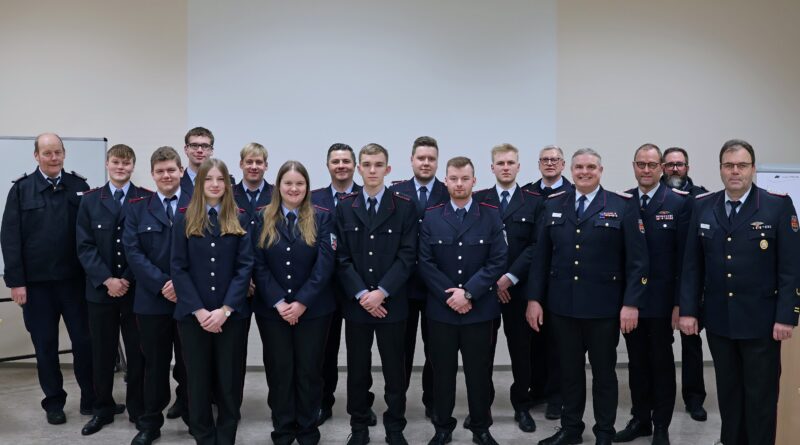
[80,403,125,416]
[463,415,472,430]
[686,405,707,422]
[613,418,652,442]
[81,416,113,435]
[595,438,612,445]
[538,429,583,445]
[472,431,499,445]
[385,431,408,445]
[367,408,378,426]
[46,410,66,425]
[166,401,183,419]
[651,427,670,445]
[427,432,452,445]
[545,403,562,420]
[131,430,161,445]
[514,410,537,433]
[317,406,333,426]
[347,429,370,445]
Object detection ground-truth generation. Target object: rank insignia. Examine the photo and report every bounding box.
[760,239,768,250]
[638,219,645,234]
[791,215,799,232]
[599,212,618,219]
[750,221,772,230]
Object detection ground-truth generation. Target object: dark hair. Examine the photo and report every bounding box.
[662,147,689,163]
[719,139,755,165]
[633,143,661,161]
[326,143,356,163]
[150,146,183,171]
[412,136,438,155]
[446,156,474,175]
[107,144,136,163]
[184,127,214,146]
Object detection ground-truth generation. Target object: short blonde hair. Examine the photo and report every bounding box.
[491,143,518,161]
[239,142,268,162]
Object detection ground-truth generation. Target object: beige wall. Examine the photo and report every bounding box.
[556,0,800,192]
[0,0,188,188]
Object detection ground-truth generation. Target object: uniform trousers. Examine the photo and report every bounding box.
[622,317,676,427]
[403,298,432,409]
[321,306,342,410]
[706,332,781,445]
[256,314,331,445]
[680,332,707,409]
[499,296,538,411]
[345,320,407,432]
[136,314,183,431]
[87,298,144,420]
[179,317,247,445]
[531,311,562,406]
[22,278,94,412]
[550,313,619,440]
[428,319,495,434]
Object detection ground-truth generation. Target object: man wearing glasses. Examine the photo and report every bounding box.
[526,145,573,198]
[523,144,573,420]
[181,127,234,196]
[614,144,691,445]
[680,139,799,445]
[660,146,709,423]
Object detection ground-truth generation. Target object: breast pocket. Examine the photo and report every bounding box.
[20,200,45,212]
[137,223,163,248]
[510,214,536,239]
[594,219,621,229]
[748,228,776,252]
[92,219,114,232]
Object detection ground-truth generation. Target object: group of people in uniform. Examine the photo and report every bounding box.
[2,129,797,445]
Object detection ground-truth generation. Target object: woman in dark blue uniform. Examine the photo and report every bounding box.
[253,160,336,445]
[171,158,254,445]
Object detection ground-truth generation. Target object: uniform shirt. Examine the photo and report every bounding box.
[725,187,752,217]
[156,188,181,216]
[575,185,600,211]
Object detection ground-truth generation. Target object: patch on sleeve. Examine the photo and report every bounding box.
[330,233,337,251]
[791,215,798,232]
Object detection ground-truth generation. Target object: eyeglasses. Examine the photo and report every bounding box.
[721,162,753,171]
[187,143,213,151]
[663,162,687,170]
[539,157,563,165]
[634,162,660,170]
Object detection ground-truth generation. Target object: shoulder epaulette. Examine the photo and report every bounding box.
[425,203,446,211]
[392,191,411,201]
[768,190,788,197]
[671,188,690,196]
[70,170,87,181]
[547,190,566,199]
[391,179,407,185]
[340,192,359,200]
[615,191,633,199]
[255,205,266,212]
[480,202,498,209]
[238,207,246,213]
[311,187,326,193]
[128,196,147,204]
[313,204,331,212]
[522,188,541,197]
[12,172,27,183]
[178,207,188,214]
[83,187,102,195]
[696,191,714,199]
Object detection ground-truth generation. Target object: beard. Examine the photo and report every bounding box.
[665,175,687,189]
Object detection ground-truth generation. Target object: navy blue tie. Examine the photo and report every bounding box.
[113,189,124,209]
[164,196,177,224]
[641,194,650,211]
[368,197,378,220]
[418,186,428,212]
[208,208,218,230]
[456,208,467,224]
[728,200,741,224]
[500,190,510,215]
[286,212,296,241]
[246,189,259,207]
[576,195,587,219]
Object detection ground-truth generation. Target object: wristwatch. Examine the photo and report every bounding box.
[464,291,473,301]
[223,306,232,317]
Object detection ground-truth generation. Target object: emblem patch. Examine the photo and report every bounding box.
[760,239,768,250]
[791,215,799,232]
[330,233,337,251]
[655,211,674,221]
[638,219,645,234]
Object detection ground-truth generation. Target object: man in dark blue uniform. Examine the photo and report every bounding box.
[123,146,191,445]
[180,127,234,196]
[76,144,149,436]
[526,148,649,445]
[474,143,544,433]
[310,143,372,426]
[615,144,691,445]
[335,143,418,445]
[389,135,448,418]
[523,145,572,419]
[1,133,94,425]
[233,142,274,228]
[660,146,709,422]
[419,156,507,445]
[680,139,800,445]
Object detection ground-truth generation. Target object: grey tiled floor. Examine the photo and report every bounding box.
[0,365,721,444]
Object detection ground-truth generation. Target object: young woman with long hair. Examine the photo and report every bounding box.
[252,160,336,445]
[171,158,254,445]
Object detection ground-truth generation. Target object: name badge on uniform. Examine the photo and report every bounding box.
[76,191,83,196]
[551,212,562,218]
[700,223,711,229]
